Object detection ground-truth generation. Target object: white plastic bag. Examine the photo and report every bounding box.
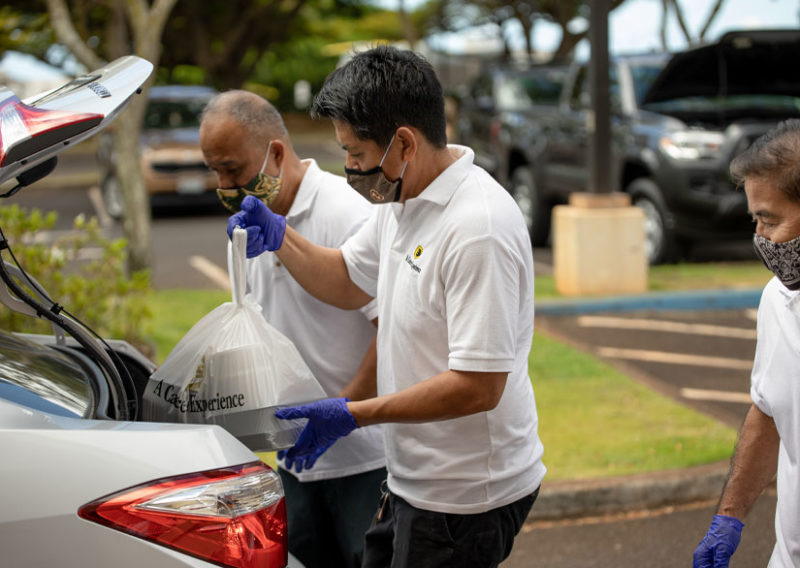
[142,228,326,450]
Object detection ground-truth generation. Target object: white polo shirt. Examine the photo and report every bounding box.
[751,276,800,567]
[341,145,546,514]
[247,159,385,482]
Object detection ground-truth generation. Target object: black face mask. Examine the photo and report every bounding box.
[345,136,408,203]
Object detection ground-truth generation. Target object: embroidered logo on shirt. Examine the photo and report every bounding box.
[405,245,423,274]
[405,255,421,273]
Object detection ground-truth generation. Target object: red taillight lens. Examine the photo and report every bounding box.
[79,461,287,568]
[0,92,103,166]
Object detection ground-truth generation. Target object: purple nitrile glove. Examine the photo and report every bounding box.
[226,195,286,258]
[693,514,744,568]
[275,398,359,473]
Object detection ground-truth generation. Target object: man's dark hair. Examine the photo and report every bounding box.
[310,45,447,149]
[730,118,800,202]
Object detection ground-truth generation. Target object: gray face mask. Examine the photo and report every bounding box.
[753,233,800,290]
[345,136,408,203]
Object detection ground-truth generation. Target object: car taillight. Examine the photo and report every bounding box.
[79,461,288,568]
[0,91,103,167]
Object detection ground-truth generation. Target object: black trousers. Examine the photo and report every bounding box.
[279,467,387,568]
[362,487,538,568]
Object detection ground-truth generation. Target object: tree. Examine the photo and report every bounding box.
[158,0,307,90]
[660,0,727,50]
[434,0,627,63]
[46,0,178,272]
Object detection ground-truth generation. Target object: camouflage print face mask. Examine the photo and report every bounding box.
[216,142,282,213]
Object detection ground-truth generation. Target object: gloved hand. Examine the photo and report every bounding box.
[693,514,744,568]
[275,398,359,473]
[226,195,286,258]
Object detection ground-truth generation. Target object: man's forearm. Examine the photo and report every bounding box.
[276,225,372,310]
[718,403,779,519]
[347,369,507,427]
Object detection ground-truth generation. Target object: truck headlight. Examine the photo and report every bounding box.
[659,131,725,160]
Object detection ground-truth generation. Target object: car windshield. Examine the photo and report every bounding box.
[496,69,566,111]
[144,99,209,130]
[630,64,666,105]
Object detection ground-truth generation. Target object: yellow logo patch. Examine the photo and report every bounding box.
[414,245,423,259]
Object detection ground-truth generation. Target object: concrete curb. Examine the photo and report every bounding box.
[537,288,763,316]
[533,461,729,521]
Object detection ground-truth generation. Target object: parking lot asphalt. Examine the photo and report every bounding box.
[528,245,764,523]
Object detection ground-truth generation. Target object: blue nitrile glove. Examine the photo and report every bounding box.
[693,514,744,568]
[275,398,358,473]
[226,195,286,258]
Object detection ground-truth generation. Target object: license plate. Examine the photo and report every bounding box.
[177,176,206,194]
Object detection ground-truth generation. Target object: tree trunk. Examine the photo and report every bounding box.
[398,0,417,50]
[670,0,694,46]
[46,0,177,274]
[112,99,152,272]
[551,28,585,63]
[699,0,726,42]
[660,0,669,51]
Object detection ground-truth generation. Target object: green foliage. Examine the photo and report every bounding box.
[0,204,153,353]
[0,5,53,58]
[250,7,406,110]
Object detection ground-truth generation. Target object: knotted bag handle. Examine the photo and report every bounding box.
[230,227,248,306]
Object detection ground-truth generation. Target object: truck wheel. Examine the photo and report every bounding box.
[510,165,550,246]
[627,178,676,265]
[101,174,125,220]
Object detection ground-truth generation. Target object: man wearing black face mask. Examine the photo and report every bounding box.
[227,47,545,568]
[200,90,387,568]
[693,119,800,568]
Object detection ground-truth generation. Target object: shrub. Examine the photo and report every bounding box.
[0,204,153,357]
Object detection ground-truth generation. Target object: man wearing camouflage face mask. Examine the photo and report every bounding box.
[200,90,386,568]
[693,118,800,568]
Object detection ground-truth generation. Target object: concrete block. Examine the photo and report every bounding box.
[553,201,648,296]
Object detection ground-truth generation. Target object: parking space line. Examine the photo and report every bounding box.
[596,347,753,370]
[680,388,752,404]
[577,315,756,339]
[87,185,113,228]
[189,256,230,291]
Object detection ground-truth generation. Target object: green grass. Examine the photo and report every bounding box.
[535,260,771,299]
[531,333,736,480]
[148,288,737,481]
[148,289,230,362]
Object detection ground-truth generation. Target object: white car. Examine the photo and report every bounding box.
[0,57,296,568]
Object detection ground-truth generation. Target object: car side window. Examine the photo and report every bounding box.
[569,65,623,113]
[569,66,589,110]
[521,69,566,106]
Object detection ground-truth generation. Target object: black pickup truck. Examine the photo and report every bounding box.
[458,29,800,263]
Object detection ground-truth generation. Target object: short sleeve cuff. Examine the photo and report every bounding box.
[359,297,379,321]
[342,241,378,298]
[750,384,772,417]
[449,356,514,373]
